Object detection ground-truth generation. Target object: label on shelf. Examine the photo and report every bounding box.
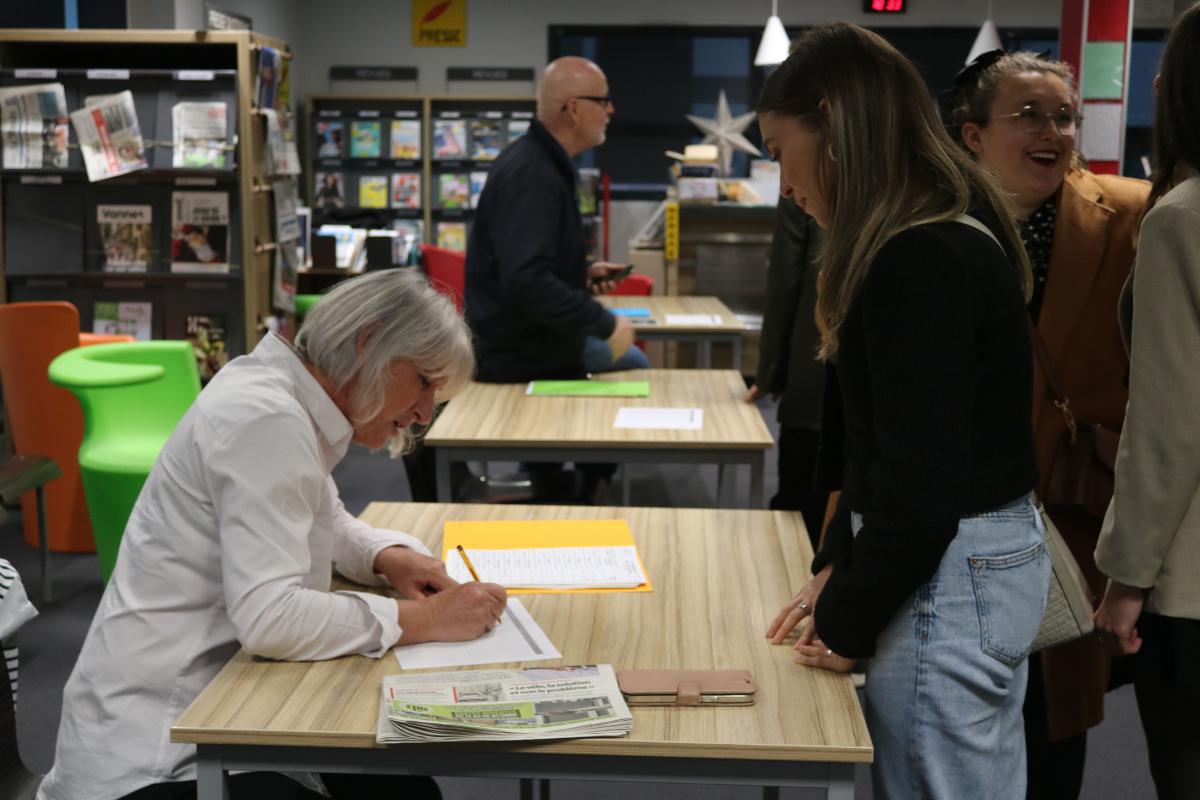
[176,70,216,81]
[176,176,218,186]
[20,175,63,185]
[357,110,381,118]
[484,111,504,119]
[318,110,341,118]
[14,68,56,79]
[394,110,419,118]
[86,69,131,80]
[438,111,462,118]
[511,111,534,119]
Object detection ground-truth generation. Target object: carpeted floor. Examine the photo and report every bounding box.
[3,397,1154,798]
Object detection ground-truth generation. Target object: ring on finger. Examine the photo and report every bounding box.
[825,649,833,657]
[798,601,809,611]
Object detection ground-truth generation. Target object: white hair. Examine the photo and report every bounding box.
[294,269,474,456]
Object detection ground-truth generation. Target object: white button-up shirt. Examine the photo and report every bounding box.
[39,333,427,800]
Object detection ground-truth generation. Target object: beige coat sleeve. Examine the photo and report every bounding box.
[1095,195,1200,588]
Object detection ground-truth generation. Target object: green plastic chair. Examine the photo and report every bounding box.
[48,341,201,581]
[294,294,322,319]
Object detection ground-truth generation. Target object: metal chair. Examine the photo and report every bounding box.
[0,456,60,603]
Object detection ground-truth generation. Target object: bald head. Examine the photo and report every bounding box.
[537,56,613,156]
[538,56,607,119]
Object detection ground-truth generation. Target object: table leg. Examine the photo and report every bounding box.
[699,341,712,369]
[195,748,229,800]
[762,789,780,800]
[435,449,452,502]
[716,463,727,507]
[732,336,743,373]
[750,455,765,509]
[519,778,534,800]
[827,763,856,799]
[36,485,50,603]
[538,778,552,799]
[621,465,631,506]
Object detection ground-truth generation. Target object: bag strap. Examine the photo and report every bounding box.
[951,214,1078,444]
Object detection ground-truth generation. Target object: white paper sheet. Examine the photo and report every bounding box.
[664,313,723,326]
[613,407,703,430]
[392,597,560,670]
[446,546,647,589]
[1079,102,1123,161]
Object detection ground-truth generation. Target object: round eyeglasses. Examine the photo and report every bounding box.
[993,105,1083,136]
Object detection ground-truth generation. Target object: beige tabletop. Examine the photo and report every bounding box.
[599,295,745,334]
[172,502,872,766]
[424,369,772,451]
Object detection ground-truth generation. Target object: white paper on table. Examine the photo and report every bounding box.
[664,313,723,326]
[1079,102,1123,161]
[392,597,560,670]
[613,407,703,430]
[446,545,647,589]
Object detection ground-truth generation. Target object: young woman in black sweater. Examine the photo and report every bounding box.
[760,23,1050,800]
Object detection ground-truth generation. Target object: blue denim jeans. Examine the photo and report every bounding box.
[855,495,1051,800]
[582,336,650,373]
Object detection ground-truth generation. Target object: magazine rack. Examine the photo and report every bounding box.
[305,94,536,257]
[0,29,293,358]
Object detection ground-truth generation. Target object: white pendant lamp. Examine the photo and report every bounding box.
[754,0,790,67]
[965,1,1002,65]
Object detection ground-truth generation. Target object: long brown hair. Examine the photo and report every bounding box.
[1147,2,1200,216]
[756,23,1031,359]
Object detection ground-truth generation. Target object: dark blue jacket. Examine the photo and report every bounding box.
[465,119,615,382]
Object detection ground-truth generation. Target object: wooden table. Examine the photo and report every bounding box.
[599,295,746,370]
[172,503,872,799]
[425,369,774,507]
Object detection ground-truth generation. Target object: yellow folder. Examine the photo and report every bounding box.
[441,519,653,595]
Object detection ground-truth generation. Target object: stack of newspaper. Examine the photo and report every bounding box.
[377,665,633,744]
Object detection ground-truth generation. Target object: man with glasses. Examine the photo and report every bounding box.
[465,56,646,501]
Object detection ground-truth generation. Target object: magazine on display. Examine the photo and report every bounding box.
[316,120,344,158]
[350,120,382,158]
[172,101,228,168]
[272,178,301,242]
[93,301,152,341]
[273,240,298,312]
[377,665,632,744]
[186,313,228,381]
[469,171,487,209]
[436,221,466,252]
[437,173,469,209]
[433,119,467,159]
[296,205,311,266]
[170,191,230,273]
[358,175,388,208]
[469,119,504,160]
[97,204,152,272]
[389,119,421,160]
[507,119,530,142]
[390,173,421,209]
[256,46,281,110]
[262,108,300,176]
[314,171,344,209]
[69,91,149,180]
[1,82,69,169]
[391,218,423,266]
[317,224,367,269]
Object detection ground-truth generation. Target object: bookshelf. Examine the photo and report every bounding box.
[304,94,536,258]
[0,28,293,359]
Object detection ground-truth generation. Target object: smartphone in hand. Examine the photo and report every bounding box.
[591,264,635,286]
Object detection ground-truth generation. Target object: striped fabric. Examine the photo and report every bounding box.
[0,558,38,708]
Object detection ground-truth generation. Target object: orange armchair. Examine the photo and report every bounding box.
[0,301,132,553]
[420,244,466,312]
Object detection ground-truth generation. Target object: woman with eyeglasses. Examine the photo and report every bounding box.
[1093,4,1200,797]
[761,23,1050,799]
[946,52,1149,800]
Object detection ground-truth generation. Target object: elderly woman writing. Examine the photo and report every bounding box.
[39,270,505,800]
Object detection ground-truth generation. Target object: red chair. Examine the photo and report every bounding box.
[609,273,654,352]
[420,244,466,312]
[610,273,654,297]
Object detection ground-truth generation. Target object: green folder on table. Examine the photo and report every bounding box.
[527,380,650,397]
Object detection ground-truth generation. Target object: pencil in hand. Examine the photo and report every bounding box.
[456,544,482,582]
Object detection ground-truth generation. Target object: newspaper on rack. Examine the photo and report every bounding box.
[1,82,69,169]
[262,108,300,176]
[69,91,148,181]
[172,101,228,168]
[377,664,633,744]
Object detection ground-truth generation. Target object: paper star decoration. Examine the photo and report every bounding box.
[685,90,762,177]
